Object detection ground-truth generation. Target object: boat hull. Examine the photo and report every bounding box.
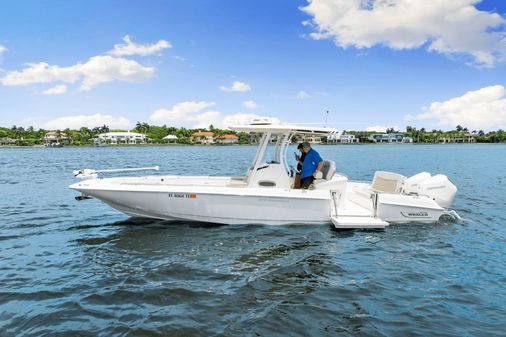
[71,182,332,225]
[70,176,451,226]
[377,193,445,223]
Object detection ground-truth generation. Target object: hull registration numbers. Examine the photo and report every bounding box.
[168,193,197,199]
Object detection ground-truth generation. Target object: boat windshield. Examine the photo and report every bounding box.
[261,134,282,163]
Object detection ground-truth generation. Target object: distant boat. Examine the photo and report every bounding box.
[45,142,63,148]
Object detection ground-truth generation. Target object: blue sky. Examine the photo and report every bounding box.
[1,0,505,131]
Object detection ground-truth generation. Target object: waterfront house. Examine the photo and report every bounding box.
[95,132,147,145]
[269,134,280,144]
[339,134,359,143]
[0,137,17,146]
[163,134,178,143]
[44,131,72,146]
[190,131,215,144]
[437,134,476,143]
[248,133,261,144]
[327,133,339,143]
[216,134,239,144]
[300,134,322,144]
[368,133,406,143]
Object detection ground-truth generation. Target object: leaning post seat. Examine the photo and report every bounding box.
[371,171,406,193]
[312,160,346,191]
[312,160,336,185]
[317,160,336,180]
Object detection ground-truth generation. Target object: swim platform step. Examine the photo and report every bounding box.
[330,216,389,229]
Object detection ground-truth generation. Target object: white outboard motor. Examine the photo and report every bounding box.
[404,172,457,209]
[404,172,431,190]
[406,174,457,209]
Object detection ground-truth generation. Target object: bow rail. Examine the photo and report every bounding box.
[73,166,160,180]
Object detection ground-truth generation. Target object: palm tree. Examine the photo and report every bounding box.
[136,121,143,132]
[135,122,149,135]
[10,125,17,136]
[55,130,62,145]
[64,128,72,144]
[419,128,426,142]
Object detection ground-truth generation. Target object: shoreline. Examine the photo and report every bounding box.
[1,142,504,149]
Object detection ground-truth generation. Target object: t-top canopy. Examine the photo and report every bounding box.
[229,123,341,135]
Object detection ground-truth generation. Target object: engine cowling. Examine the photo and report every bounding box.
[404,173,457,209]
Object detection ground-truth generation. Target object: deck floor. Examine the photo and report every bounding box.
[337,199,373,217]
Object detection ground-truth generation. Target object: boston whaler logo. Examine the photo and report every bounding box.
[167,193,197,199]
[401,211,429,218]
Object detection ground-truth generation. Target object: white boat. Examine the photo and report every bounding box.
[70,119,459,229]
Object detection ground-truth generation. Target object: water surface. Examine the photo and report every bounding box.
[1,145,505,336]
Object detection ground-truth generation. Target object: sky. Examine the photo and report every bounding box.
[0,0,506,132]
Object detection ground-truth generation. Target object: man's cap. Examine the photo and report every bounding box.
[297,143,304,149]
[301,142,311,148]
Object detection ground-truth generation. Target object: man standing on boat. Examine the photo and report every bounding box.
[299,142,323,189]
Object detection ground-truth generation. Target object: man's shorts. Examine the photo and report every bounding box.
[300,176,314,189]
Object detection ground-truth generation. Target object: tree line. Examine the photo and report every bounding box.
[347,125,506,143]
[1,123,505,146]
[0,122,250,146]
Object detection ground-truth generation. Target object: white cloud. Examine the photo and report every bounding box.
[193,111,222,128]
[79,55,154,90]
[220,81,251,92]
[150,101,216,122]
[150,100,280,129]
[109,35,172,56]
[409,85,506,130]
[1,36,167,91]
[43,113,131,130]
[297,90,311,99]
[150,100,221,128]
[365,125,399,132]
[243,100,258,109]
[301,0,506,67]
[1,62,81,85]
[0,43,7,55]
[172,55,187,61]
[1,55,155,90]
[43,84,67,95]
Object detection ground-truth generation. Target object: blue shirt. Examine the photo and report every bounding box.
[300,148,323,178]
